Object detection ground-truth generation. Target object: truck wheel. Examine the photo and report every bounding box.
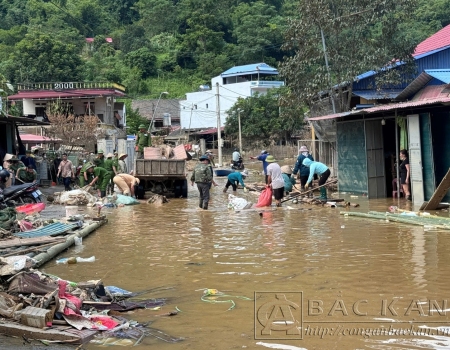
[181,179,188,198]
[174,179,188,198]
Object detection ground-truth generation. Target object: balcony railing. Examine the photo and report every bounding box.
[17,82,126,92]
[250,81,284,87]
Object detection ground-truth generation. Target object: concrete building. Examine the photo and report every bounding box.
[179,63,284,129]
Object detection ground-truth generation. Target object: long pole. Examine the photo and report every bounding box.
[216,82,222,167]
[395,110,400,207]
[186,105,193,144]
[320,28,336,114]
[148,92,168,133]
[238,110,242,153]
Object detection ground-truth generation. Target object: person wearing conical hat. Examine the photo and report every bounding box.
[281,165,296,195]
[118,153,128,173]
[135,124,152,159]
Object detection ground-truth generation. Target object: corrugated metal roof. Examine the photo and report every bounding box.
[352,89,403,100]
[14,223,77,238]
[8,89,125,100]
[414,24,450,56]
[307,111,353,121]
[309,85,450,121]
[395,72,433,100]
[424,69,450,84]
[221,63,278,77]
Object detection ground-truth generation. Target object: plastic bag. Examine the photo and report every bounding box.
[115,194,140,205]
[255,187,273,207]
[227,194,250,210]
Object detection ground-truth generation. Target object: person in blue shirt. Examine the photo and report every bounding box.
[292,145,314,191]
[250,150,269,184]
[223,170,248,192]
[302,158,330,201]
[281,165,296,195]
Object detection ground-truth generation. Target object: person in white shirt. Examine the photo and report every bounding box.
[265,155,285,207]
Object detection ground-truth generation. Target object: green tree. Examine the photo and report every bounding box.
[5,32,83,83]
[125,47,157,79]
[225,89,303,146]
[124,99,148,134]
[231,1,285,63]
[280,0,418,115]
[137,0,178,36]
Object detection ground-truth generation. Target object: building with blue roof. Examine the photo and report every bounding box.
[309,25,450,205]
[179,63,284,129]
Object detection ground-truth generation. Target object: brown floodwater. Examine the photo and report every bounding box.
[10,164,450,349]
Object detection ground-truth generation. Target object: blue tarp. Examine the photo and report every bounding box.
[14,222,77,238]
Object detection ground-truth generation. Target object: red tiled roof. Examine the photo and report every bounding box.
[414,24,450,56]
[8,89,125,100]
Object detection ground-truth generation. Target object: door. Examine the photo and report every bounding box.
[419,113,435,200]
[365,120,386,198]
[336,121,367,194]
[408,114,424,204]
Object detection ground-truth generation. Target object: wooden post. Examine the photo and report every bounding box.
[421,167,450,210]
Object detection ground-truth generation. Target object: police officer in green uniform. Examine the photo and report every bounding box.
[96,150,105,168]
[87,165,111,198]
[135,124,152,159]
[79,161,94,187]
[7,156,25,185]
[17,165,38,183]
[103,153,115,194]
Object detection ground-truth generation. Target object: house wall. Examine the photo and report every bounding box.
[21,97,114,125]
[180,75,283,129]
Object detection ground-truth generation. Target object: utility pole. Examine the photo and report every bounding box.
[238,109,242,153]
[216,82,222,167]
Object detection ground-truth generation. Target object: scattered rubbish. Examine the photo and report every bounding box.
[291,199,298,204]
[65,206,79,217]
[350,195,359,198]
[74,236,83,246]
[0,269,180,345]
[147,193,169,205]
[53,189,97,206]
[16,203,46,215]
[0,256,37,276]
[200,288,252,311]
[56,256,95,264]
[341,225,345,229]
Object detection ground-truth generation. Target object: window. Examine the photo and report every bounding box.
[206,104,208,109]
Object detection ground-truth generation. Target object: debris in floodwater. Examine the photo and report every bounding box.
[200,288,252,311]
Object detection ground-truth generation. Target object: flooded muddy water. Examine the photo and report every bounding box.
[19,166,450,349]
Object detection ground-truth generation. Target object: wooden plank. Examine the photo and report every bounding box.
[0,321,81,343]
[422,168,450,210]
[0,237,66,249]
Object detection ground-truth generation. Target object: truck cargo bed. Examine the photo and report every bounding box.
[134,159,186,177]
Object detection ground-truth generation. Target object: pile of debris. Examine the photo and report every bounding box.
[0,268,182,345]
[50,189,97,206]
[144,144,188,160]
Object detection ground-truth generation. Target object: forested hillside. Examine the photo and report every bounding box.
[0,0,448,99]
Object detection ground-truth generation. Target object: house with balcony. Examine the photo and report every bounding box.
[179,63,284,129]
[7,82,127,129]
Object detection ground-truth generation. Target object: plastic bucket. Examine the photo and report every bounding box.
[65,206,78,217]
